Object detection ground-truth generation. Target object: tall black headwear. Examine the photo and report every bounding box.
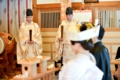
[66,7,73,15]
[26,9,33,16]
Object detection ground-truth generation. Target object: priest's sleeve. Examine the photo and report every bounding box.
[32,23,43,54]
[55,25,62,61]
[18,23,29,53]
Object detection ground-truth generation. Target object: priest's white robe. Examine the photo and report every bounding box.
[17,22,42,60]
[55,19,79,63]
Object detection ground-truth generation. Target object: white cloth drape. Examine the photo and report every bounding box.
[0,0,32,41]
[20,0,26,24]
[0,0,8,33]
[28,0,32,9]
[10,0,19,42]
[0,0,32,42]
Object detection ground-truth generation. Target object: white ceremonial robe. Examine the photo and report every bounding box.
[59,52,103,80]
[17,22,42,60]
[55,19,79,63]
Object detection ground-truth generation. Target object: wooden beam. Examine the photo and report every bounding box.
[105,28,120,32]
[103,42,120,45]
[34,3,60,10]
[42,36,55,38]
[43,51,56,53]
[41,28,58,32]
[7,0,10,33]
[26,0,28,9]
[32,0,38,23]
[33,1,120,11]
[18,0,21,27]
[33,2,82,11]
[43,42,54,44]
[104,36,120,38]
[72,2,82,10]
[41,28,120,32]
[84,1,120,7]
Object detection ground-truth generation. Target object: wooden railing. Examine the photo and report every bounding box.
[103,36,120,75]
[11,68,60,80]
[42,35,120,61]
[31,68,60,80]
[43,42,55,61]
[103,42,120,60]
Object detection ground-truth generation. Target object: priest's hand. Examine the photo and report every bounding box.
[114,70,118,78]
[28,40,34,44]
[58,38,63,41]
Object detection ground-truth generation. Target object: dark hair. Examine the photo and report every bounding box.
[71,23,94,50]
[26,9,33,16]
[66,7,73,15]
[71,39,94,50]
[98,25,105,40]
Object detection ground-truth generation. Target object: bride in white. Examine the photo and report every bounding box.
[59,22,103,80]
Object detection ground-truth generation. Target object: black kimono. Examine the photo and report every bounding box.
[90,41,112,80]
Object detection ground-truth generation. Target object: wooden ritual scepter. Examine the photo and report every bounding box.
[29,30,32,41]
[54,25,64,75]
[60,25,64,66]
[21,30,32,60]
[29,29,37,55]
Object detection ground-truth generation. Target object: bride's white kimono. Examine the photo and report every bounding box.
[59,52,103,80]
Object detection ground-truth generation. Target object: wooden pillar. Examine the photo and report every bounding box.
[26,0,28,9]
[60,0,71,21]
[18,0,21,27]
[7,0,10,33]
[32,0,38,23]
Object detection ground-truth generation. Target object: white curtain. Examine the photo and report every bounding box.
[10,0,19,42]
[20,0,32,23]
[0,0,32,42]
[20,0,26,23]
[28,0,32,9]
[10,0,33,42]
[0,0,8,33]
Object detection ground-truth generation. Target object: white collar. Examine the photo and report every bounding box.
[26,21,33,24]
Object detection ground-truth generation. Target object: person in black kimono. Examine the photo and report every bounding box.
[113,47,120,80]
[90,25,112,80]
